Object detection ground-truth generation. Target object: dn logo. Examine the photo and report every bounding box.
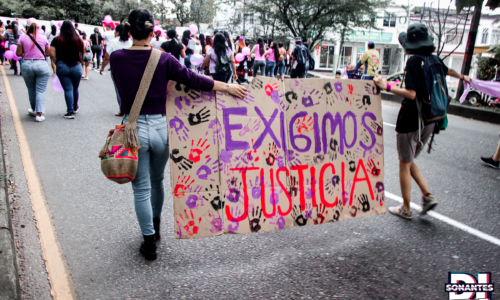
[444,272,494,300]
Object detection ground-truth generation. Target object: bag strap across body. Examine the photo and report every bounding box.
[27,34,45,56]
[123,49,162,149]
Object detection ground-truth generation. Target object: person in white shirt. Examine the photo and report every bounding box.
[100,24,132,116]
[150,28,166,49]
[102,24,115,57]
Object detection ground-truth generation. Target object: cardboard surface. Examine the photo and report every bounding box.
[167,76,385,239]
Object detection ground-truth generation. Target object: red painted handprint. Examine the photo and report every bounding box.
[189,138,210,163]
[177,209,202,237]
[174,175,195,198]
[297,115,314,134]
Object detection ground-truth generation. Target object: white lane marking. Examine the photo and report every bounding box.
[385,191,500,247]
[383,122,396,127]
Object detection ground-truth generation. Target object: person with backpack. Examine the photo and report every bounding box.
[354,41,379,80]
[290,37,311,79]
[80,32,92,80]
[201,32,236,83]
[373,23,470,219]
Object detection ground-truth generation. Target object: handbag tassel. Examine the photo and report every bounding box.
[124,126,141,150]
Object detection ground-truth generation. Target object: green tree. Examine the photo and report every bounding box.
[171,0,191,26]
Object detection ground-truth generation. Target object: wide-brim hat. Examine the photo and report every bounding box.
[398,23,434,50]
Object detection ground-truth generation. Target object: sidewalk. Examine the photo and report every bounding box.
[0,113,21,299]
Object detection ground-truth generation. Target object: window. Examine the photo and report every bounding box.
[492,30,500,45]
[340,46,352,68]
[482,28,489,44]
[249,14,254,25]
[383,12,396,27]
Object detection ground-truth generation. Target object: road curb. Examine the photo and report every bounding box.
[381,92,500,124]
[0,113,21,299]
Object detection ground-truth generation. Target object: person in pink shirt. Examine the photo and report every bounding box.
[16,18,50,122]
[250,37,267,76]
[265,40,279,77]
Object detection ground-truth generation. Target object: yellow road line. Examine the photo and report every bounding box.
[0,66,76,299]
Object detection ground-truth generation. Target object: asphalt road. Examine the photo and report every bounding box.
[2,66,500,299]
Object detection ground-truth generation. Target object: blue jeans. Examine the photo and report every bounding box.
[21,60,51,113]
[265,60,276,77]
[184,54,192,70]
[211,72,230,83]
[274,60,284,77]
[123,114,169,236]
[56,61,82,113]
[111,75,121,107]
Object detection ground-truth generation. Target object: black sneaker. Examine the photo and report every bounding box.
[480,156,499,169]
[63,112,75,119]
[153,218,161,242]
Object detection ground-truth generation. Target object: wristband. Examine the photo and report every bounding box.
[386,83,391,92]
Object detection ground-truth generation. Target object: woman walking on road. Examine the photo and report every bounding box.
[111,9,246,261]
[16,18,50,122]
[201,33,237,83]
[100,24,132,116]
[4,21,21,75]
[160,29,185,62]
[265,40,278,77]
[81,32,91,80]
[50,20,84,119]
[90,27,103,69]
[46,24,58,73]
[150,28,165,50]
[250,37,266,76]
[181,30,194,69]
[373,23,471,219]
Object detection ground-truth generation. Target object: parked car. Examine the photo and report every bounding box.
[385,72,404,88]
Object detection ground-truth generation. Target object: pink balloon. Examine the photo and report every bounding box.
[190,54,203,66]
[104,15,113,23]
[58,22,61,28]
[242,47,250,56]
[189,24,198,35]
[9,44,17,53]
[12,54,20,61]
[235,53,244,62]
[52,76,64,92]
[4,50,13,60]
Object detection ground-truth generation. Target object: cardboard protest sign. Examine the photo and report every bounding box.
[167,76,385,239]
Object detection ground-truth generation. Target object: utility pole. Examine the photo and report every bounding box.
[456,4,482,98]
[242,0,246,36]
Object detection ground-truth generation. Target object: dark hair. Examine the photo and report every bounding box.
[257,37,264,56]
[81,31,87,40]
[407,45,436,56]
[245,40,250,46]
[94,27,99,34]
[223,31,232,51]
[205,35,213,48]
[11,21,19,39]
[115,24,129,42]
[27,23,38,49]
[167,28,177,40]
[0,20,3,27]
[278,42,283,48]
[106,25,111,29]
[199,33,206,55]
[271,41,279,62]
[213,33,228,61]
[155,31,161,41]
[75,23,79,28]
[125,9,155,40]
[214,30,219,35]
[57,20,84,65]
[181,29,191,46]
[51,25,57,36]
[6,20,10,25]
[41,25,45,32]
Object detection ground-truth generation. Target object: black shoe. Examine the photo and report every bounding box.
[140,234,157,260]
[480,156,499,168]
[153,218,161,241]
[63,112,75,119]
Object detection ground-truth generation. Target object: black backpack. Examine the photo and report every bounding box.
[309,57,315,70]
[296,45,307,66]
[213,51,231,73]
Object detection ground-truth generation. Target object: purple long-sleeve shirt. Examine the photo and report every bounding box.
[110,49,214,115]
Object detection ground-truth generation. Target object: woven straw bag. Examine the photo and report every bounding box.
[99,49,162,184]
